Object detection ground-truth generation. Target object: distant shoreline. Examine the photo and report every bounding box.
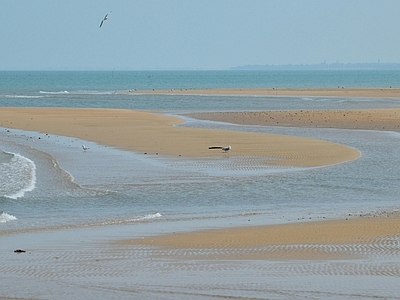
[126,87,400,98]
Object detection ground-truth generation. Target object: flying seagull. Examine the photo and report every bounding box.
[82,145,89,151]
[208,145,231,152]
[99,11,111,28]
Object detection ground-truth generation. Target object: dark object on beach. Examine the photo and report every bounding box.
[14,249,26,253]
[209,145,231,152]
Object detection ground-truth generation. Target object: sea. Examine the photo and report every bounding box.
[1,70,400,300]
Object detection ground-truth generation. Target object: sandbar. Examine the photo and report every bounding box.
[0,107,359,167]
[127,87,400,98]
[119,211,400,260]
[1,102,399,261]
[188,108,400,132]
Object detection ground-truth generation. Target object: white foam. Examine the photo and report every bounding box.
[39,90,69,94]
[86,213,163,227]
[5,95,44,99]
[0,151,36,199]
[75,90,115,95]
[126,212,162,222]
[0,211,17,223]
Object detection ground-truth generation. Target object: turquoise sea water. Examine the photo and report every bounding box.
[1,71,400,299]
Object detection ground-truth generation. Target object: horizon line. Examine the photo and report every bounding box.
[3,62,400,72]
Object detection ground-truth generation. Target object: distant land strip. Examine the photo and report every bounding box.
[231,62,400,71]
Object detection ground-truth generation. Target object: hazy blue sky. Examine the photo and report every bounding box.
[2,0,400,70]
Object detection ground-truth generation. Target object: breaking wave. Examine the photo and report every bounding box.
[39,90,69,94]
[4,94,44,99]
[0,151,36,199]
[0,211,17,223]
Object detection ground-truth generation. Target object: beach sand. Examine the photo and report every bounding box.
[119,211,400,260]
[1,94,399,262]
[188,108,400,132]
[0,107,359,167]
[127,87,400,98]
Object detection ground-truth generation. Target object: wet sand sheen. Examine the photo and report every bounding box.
[120,213,400,260]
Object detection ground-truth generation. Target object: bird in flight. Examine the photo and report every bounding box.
[99,11,111,28]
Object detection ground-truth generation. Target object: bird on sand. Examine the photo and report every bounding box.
[99,11,111,28]
[208,145,231,152]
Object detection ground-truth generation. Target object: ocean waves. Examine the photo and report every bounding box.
[0,151,36,199]
[1,90,115,103]
[87,212,163,227]
[0,211,17,223]
[4,94,44,99]
[39,90,115,95]
[39,90,69,94]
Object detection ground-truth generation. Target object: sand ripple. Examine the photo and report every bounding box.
[2,235,400,280]
[2,236,400,299]
[162,155,300,176]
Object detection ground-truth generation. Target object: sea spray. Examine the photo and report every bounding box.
[0,151,36,199]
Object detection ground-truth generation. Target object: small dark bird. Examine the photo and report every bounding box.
[14,249,26,253]
[222,145,231,152]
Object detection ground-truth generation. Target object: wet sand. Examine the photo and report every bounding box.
[151,107,398,259]
[1,97,400,299]
[120,211,400,260]
[1,102,399,261]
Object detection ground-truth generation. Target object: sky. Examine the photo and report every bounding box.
[2,0,400,70]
